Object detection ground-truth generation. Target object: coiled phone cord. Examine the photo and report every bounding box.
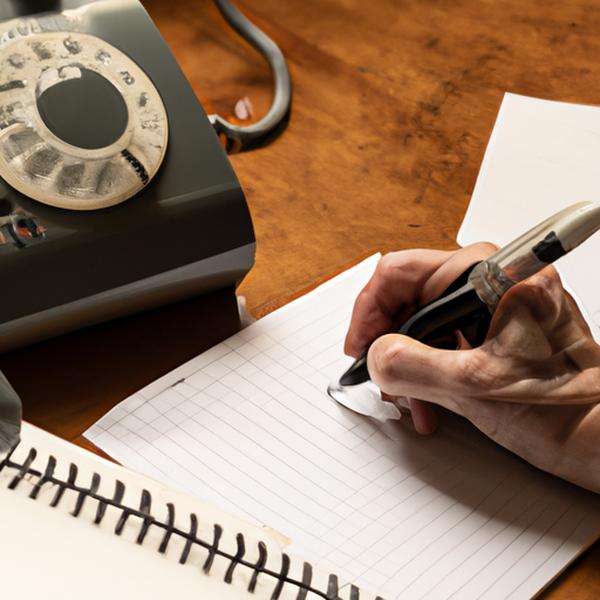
[210,0,292,153]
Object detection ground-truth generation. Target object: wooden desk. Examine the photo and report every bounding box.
[1,0,598,597]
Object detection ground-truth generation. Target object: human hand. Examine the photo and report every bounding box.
[344,245,600,493]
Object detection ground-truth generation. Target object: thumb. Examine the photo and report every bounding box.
[367,333,474,413]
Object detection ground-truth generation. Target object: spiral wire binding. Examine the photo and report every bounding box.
[0,442,385,600]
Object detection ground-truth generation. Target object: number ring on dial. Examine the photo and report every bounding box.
[0,31,168,210]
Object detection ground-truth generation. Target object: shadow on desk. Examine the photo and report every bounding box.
[0,286,241,442]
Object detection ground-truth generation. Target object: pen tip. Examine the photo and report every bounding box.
[339,356,370,386]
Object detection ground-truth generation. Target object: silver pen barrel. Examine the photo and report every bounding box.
[468,201,600,310]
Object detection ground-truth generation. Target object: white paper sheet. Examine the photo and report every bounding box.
[458,93,600,340]
[87,256,600,600]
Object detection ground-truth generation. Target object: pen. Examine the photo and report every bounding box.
[339,201,600,387]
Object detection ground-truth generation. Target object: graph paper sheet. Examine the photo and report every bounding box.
[87,255,600,599]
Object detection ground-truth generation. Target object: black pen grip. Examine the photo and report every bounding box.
[339,261,489,386]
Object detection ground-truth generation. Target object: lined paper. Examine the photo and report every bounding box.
[87,256,600,599]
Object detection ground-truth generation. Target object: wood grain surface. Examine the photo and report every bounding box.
[1,0,599,597]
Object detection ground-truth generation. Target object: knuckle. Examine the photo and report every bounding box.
[376,250,423,290]
[469,241,499,257]
[376,252,404,281]
[508,273,565,325]
[506,278,552,310]
[473,242,498,256]
[535,267,564,298]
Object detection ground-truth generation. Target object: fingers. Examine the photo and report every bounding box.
[420,241,498,304]
[382,392,439,434]
[344,249,452,357]
[478,265,600,405]
[488,266,563,346]
[344,242,498,358]
[490,266,593,351]
[367,333,476,413]
[408,398,439,434]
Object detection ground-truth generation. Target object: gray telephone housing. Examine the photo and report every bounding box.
[0,0,256,352]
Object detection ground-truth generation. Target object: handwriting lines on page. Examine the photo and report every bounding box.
[87,256,600,599]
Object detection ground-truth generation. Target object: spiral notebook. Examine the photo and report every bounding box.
[2,421,382,599]
[87,256,600,599]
